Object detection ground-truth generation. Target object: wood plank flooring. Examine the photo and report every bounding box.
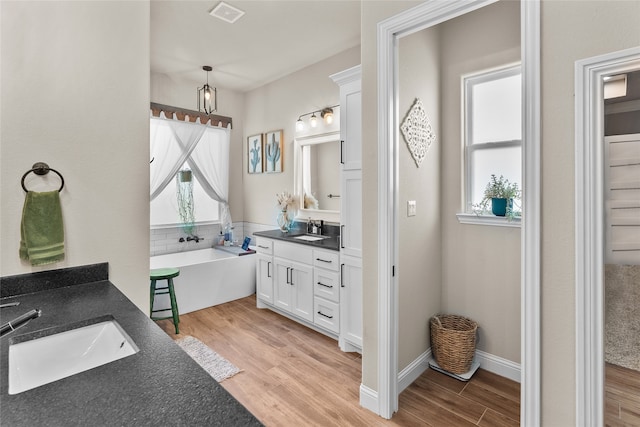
[157,295,520,426]
[605,363,640,427]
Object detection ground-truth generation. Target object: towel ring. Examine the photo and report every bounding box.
[21,162,64,193]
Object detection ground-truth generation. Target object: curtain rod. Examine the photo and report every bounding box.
[150,102,232,129]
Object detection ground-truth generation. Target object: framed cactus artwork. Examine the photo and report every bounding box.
[247,134,263,174]
[264,130,283,173]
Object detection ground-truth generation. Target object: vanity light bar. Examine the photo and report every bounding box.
[296,105,339,131]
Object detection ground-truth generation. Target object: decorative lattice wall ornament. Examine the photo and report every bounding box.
[400,98,436,167]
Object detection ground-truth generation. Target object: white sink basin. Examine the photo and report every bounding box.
[293,235,330,242]
[8,318,138,395]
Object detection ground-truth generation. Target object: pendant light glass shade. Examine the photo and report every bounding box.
[197,66,217,114]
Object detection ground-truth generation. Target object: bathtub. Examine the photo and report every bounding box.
[150,248,256,315]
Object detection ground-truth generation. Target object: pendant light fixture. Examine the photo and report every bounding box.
[197,66,217,114]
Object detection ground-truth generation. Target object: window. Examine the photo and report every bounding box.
[462,64,522,220]
[150,164,220,228]
[150,119,224,229]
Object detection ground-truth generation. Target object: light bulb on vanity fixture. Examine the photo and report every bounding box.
[294,105,338,132]
[321,108,334,124]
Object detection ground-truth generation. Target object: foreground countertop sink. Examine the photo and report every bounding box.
[0,264,262,426]
[9,317,138,395]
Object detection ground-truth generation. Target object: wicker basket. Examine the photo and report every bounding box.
[430,314,478,375]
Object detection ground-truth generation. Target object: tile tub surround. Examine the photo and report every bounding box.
[0,266,262,426]
[151,222,247,256]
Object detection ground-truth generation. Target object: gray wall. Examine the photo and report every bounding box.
[439,0,521,363]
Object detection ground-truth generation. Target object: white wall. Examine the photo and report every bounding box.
[397,26,442,371]
[0,1,150,311]
[242,46,360,227]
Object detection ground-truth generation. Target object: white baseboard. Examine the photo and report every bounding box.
[359,349,520,418]
[359,383,379,415]
[474,349,521,383]
[397,348,521,391]
[398,349,431,392]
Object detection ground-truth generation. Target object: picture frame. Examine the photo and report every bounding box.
[264,130,283,173]
[247,134,263,174]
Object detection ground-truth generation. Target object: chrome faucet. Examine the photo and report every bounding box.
[0,308,41,337]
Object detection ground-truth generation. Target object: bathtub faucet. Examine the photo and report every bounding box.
[186,235,202,243]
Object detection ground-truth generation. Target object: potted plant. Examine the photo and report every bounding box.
[476,174,520,218]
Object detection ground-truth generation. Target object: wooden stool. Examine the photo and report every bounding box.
[150,268,180,334]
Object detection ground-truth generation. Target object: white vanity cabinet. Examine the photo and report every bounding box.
[255,236,344,338]
[313,249,340,334]
[273,240,314,323]
[255,237,274,304]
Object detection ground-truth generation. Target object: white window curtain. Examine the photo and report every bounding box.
[187,126,232,226]
[149,113,231,224]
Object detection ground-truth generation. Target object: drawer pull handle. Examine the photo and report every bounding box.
[317,282,333,288]
[258,245,269,249]
[318,311,333,319]
[316,258,332,263]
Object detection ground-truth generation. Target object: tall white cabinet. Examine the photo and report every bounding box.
[331,65,362,352]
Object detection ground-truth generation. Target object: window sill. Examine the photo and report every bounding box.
[456,213,521,228]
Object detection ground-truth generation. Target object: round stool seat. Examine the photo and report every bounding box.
[150,268,180,280]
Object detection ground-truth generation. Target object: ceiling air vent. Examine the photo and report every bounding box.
[209,2,245,24]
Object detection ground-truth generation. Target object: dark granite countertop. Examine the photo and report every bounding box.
[0,265,262,426]
[254,229,340,252]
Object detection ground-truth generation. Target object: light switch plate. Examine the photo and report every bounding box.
[407,200,416,217]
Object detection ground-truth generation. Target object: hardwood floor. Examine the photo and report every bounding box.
[605,363,640,426]
[157,295,520,426]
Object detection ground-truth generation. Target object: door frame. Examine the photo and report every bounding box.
[376,0,541,422]
[574,46,640,427]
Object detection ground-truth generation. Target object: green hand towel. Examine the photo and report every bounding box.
[19,191,65,266]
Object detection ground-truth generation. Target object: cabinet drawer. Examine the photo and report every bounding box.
[314,298,340,334]
[313,249,340,272]
[255,237,273,254]
[314,269,340,303]
[274,241,313,265]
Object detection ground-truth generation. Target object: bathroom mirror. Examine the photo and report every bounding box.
[293,131,341,223]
